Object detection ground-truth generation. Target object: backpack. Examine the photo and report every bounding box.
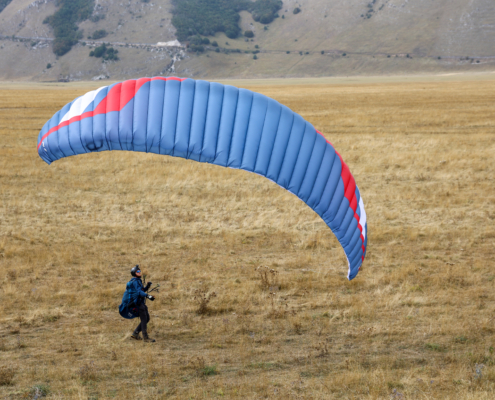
[118,280,139,319]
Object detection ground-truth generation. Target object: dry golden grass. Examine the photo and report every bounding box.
[0,77,494,399]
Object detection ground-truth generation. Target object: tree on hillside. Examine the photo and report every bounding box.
[89,29,107,40]
[43,0,94,56]
[171,0,282,42]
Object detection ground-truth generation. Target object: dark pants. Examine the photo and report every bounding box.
[134,303,150,336]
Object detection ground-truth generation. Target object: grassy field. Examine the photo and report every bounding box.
[0,76,494,399]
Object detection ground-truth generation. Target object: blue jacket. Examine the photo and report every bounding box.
[119,277,148,319]
[127,277,148,306]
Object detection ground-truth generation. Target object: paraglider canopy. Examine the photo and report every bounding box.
[37,77,367,279]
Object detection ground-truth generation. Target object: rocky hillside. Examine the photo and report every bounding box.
[0,0,494,81]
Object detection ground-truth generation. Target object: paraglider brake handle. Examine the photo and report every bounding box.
[148,283,160,294]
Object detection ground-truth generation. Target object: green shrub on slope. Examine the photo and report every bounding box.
[172,0,282,41]
[43,0,94,56]
[89,44,119,61]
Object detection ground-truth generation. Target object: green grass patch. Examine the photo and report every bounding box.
[454,335,468,344]
[425,343,444,352]
[248,362,281,370]
[201,364,218,376]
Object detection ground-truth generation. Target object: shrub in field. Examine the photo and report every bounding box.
[0,365,17,386]
[202,364,218,376]
[16,335,26,349]
[256,265,279,290]
[292,320,303,334]
[29,384,50,398]
[7,269,16,280]
[188,356,218,376]
[267,292,295,319]
[192,286,217,314]
[78,361,98,382]
[312,342,329,358]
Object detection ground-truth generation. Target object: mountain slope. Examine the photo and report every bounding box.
[0,0,494,81]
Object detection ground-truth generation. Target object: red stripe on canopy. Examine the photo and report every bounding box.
[38,77,185,150]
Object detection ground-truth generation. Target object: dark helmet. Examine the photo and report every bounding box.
[131,265,141,277]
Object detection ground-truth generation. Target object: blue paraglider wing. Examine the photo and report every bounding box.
[37,77,367,280]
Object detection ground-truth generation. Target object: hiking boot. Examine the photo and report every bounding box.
[130,332,142,340]
[143,335,155,343]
